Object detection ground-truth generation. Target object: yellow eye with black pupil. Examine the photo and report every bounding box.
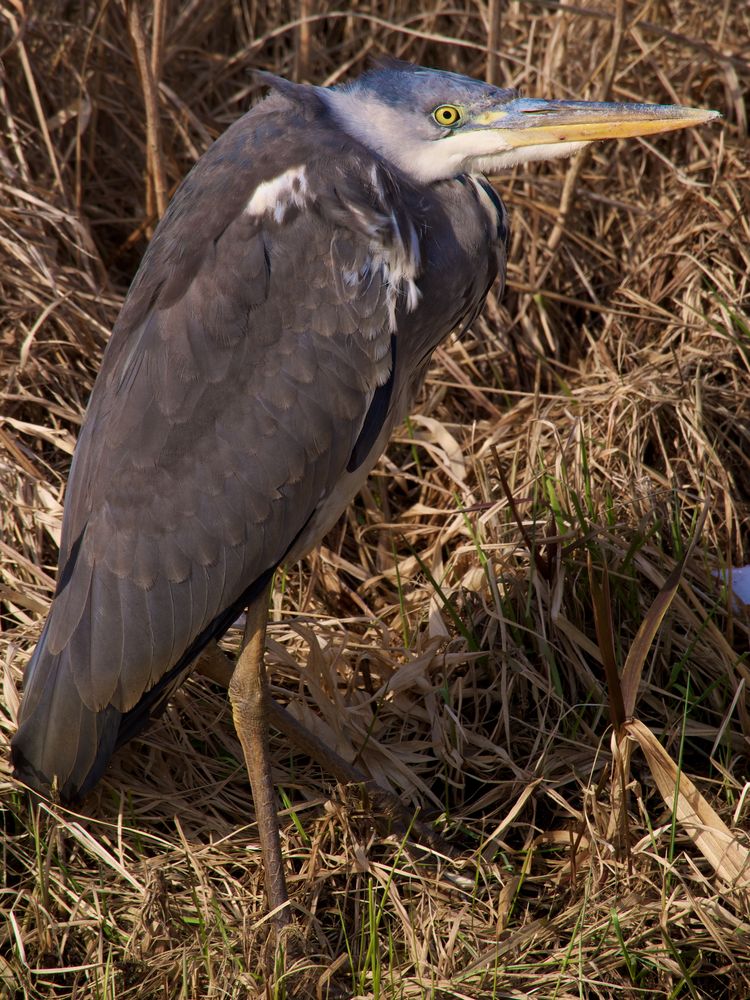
[433,105,461,127]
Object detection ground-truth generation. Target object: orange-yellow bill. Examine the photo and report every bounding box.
[472,97,720,147]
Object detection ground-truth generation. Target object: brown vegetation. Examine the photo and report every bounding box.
[1,1,749,997]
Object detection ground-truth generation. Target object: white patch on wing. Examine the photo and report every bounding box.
[372,243,421,332]
[332,158,422,333]
[245,166,310,222]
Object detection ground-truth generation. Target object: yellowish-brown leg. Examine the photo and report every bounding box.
[200,640,455,858]
[228,584,290,926]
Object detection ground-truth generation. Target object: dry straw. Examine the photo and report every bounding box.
[1,1,749,997]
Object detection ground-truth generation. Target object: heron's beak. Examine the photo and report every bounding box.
[472,97,720,146]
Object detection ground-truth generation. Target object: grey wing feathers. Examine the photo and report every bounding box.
[11,90,419,800]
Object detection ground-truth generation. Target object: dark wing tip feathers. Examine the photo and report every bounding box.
[11,638,123,804]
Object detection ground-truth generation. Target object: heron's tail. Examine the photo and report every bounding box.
[12,567,278,803]
[10,622,121,804]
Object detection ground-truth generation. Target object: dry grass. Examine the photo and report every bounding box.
[2,1,750,997]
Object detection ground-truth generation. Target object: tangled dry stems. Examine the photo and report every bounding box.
[1,1,749,997]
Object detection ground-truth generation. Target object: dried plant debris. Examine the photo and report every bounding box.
[1,2,749,998]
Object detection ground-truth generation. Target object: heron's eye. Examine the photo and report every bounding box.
[433,105,462,127]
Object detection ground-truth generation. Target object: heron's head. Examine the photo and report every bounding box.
[322,62,719,184]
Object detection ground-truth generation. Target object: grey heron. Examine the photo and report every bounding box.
[11,61,718,923]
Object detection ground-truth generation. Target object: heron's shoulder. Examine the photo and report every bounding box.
[130,90,413,264]
[107,90,428,356]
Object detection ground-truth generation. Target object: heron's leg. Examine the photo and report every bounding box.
[228,584,290,925]
[200,641,455,857]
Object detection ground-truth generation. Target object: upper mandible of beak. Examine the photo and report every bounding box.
[471,96,721,146]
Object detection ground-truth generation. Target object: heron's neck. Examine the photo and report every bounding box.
[322,89,460,184]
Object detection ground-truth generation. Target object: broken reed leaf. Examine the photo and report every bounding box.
[607,725,635,852]
[626,718,750,891]
[621,503,709,717]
